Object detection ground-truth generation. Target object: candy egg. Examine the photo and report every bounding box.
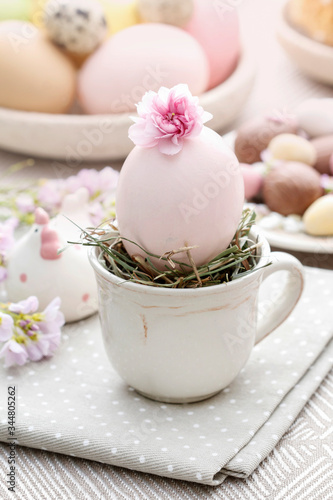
[78,24,209,114]
[234,113,298,164]
[43,0,108,54]
[268,134,317,166]
[116,127,244,269]
[310,135,333,174]
[303,195,333,236]
[262,162,322,216]
[185,0,240,89]
[240,164,264,200]
[0,21,76,113]
[138,0,194,27]
[296,98,333,137]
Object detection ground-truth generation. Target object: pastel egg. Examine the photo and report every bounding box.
[43,0,108,54]
[138,0,194,27]
[240,164,264,200]
[100,0,139,35]
[303,195,333,236]
[0,0,31,21]
[262,162,322,216]
[116,127,244,269]
[268,134,317,166]
[235,113,298,164]
[78,23,209,114]
[0,21,76,113]
[296,98,333,138]
[185,0,240,90]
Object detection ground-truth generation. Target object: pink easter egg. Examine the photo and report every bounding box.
[78,23,209,114]
[240,164,264,200]
[185,0,240,90]
[116,127,244,269]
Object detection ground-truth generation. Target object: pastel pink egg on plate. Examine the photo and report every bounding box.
[185,0,240,90]
[78,23,210,114]
[240,164,264,200]
[116,127,245,269]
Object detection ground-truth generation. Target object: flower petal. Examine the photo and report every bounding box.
[158,137,183,156]
[9,296,39,315]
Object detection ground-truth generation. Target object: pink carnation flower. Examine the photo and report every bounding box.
[129,84,213,156]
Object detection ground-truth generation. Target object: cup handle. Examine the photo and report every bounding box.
[255,252,305,345]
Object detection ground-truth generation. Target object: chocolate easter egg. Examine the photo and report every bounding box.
[310,135,333,174]
[262,162,322,216]
[234,113,298,164]
[303,195,333,236]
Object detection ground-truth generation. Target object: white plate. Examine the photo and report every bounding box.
[0,47,255,162]
[262,228,333,254]
[277,3,333,86]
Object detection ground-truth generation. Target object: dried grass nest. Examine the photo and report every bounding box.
[70,208,269,289]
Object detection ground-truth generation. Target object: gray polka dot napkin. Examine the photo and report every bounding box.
[0,267,332,486]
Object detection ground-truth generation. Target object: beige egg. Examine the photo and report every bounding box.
[268,133,317,166]
[138,0,194,27]
[303,195,333,236]
[0,21,76,113]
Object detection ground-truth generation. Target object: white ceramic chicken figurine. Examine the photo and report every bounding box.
[6,188,98,322]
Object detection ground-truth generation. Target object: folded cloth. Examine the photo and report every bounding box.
[0,267,332,486]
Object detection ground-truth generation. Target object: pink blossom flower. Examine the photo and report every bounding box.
[129,84,213,155]
[0,340,28,367]
[37,167,119,225]
[9,296,39,315]
[39,297,65,335]
[0,296,64,368]
[89,201,105,227]
[0,265,7,283]
[0,312,13,342]
[0,217,18,254]
[37,179,66,210]
[16,193,36,214]
[66,167,119,199]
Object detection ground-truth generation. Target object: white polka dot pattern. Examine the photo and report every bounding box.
[0,268,332,485]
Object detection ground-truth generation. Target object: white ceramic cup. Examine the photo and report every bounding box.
[89,227,304,403]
